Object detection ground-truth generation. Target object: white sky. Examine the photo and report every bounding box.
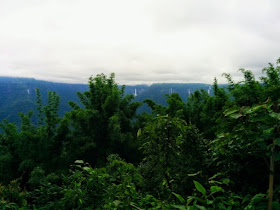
[1,0,280,84]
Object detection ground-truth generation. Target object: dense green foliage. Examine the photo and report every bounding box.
[1,60,280,209]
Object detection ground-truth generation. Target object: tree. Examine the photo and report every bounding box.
[139,114,205,198]
[185,79,229,139]
[63,73,141,166]
[223,69,264,106]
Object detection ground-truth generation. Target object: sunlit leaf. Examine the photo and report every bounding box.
[251,104,266,112]
[83,166,91,172]
[243,107,253,114]
[229,113,242,119]
[224,108,240,116]
[137,129,141,137]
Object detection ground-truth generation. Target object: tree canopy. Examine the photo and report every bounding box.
[1,60,280,209]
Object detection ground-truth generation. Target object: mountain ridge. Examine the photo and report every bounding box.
[0,76,219,124]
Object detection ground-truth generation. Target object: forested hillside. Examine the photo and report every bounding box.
[0,77,212,124]
[0,77,88,124]
[0,59,280,209]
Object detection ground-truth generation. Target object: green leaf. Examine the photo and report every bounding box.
[193,181,206,195]
[188,171,201,177]
[269,112,280,120]
[172,192,186,204]
[82,166,92,172]
[243,107,253,114]
[137,129,141,137]
[229,113,242,119]
[194,204,207,210]
[275,138,280,146]
[209,172,223,180]
[187,196,207,204]
[224,108,239,116]
[222,178,230,184]
[217,202,226,209]
[216,133,226,139]
[72,171,82,178]
[210,186,222,193]
[74,160,84,164]
[113,200,121,206]
[171,205,187,210]
[186,196,194,206]
[251,104,265,112]
[209,180,222,185]
[264,127,274,135]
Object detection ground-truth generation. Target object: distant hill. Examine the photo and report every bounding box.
[0,77,218,124]
[0,77,89,124]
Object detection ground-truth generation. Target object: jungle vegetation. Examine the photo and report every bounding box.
[1,59,280,209]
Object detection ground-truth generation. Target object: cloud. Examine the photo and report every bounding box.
[0,0,280,84]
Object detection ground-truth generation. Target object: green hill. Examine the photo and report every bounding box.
[0,77,216,123]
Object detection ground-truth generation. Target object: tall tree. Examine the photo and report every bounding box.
[64,73,141,166]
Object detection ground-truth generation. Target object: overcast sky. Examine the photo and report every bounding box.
[1,0,280,84]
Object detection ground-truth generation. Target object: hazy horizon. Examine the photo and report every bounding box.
[1,75,220,86]
[1,1,280,85]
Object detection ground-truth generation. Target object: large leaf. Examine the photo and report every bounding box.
[193,181,206,195]
[172,192,186,204]
[224,107,240,116]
